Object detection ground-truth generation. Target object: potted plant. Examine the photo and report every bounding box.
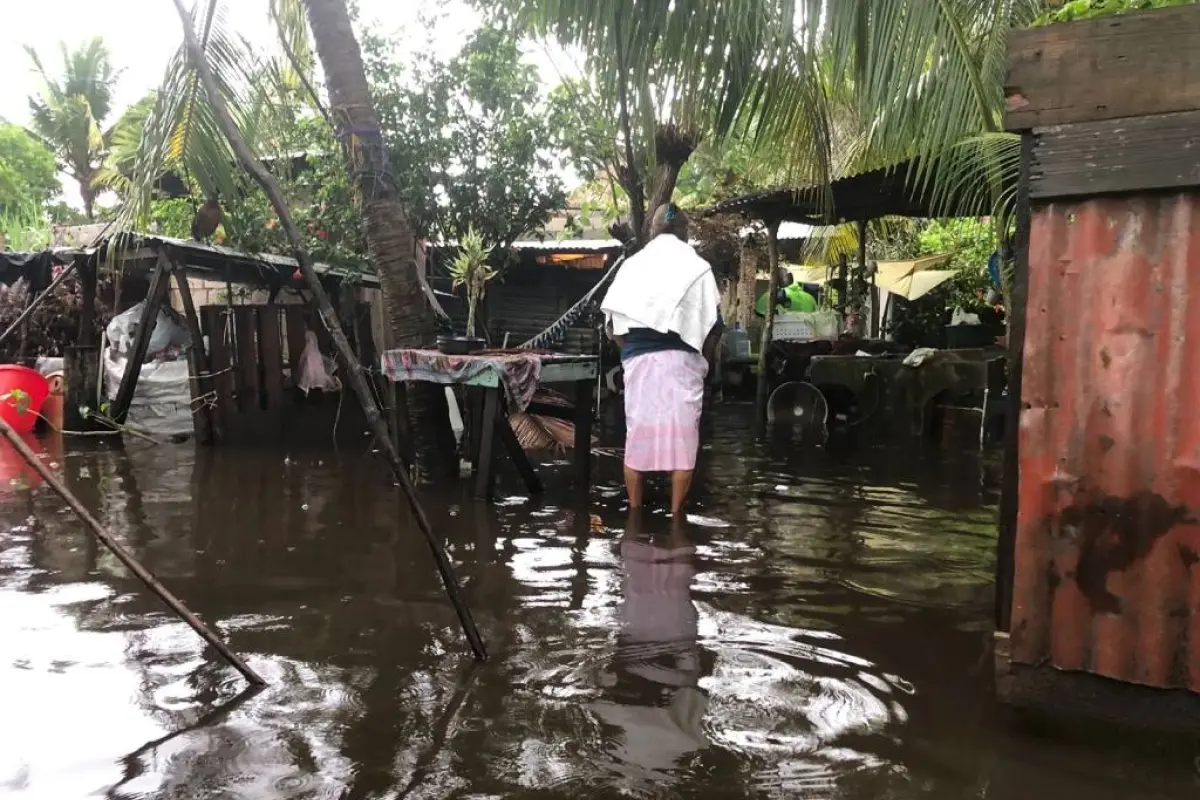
[441,226,496,354]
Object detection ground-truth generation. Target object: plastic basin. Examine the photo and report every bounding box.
[0,364,51,434]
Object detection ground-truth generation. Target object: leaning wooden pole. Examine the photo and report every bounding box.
[755,219,782,426]
[0,261,77,350]
[170,0,486,661]
[0,414,265,686]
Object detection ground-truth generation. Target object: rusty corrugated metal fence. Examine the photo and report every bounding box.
[1011,193,1200,691]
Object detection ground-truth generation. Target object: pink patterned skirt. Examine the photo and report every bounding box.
[623,350,708,472]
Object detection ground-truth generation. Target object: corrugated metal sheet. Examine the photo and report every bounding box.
[1011,192,1200,692]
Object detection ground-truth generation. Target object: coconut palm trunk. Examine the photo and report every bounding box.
[302,0,456,478]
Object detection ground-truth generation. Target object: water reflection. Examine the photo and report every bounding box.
[590,514,708,784]
[1,408,1197,799]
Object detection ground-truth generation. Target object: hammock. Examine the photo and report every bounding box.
[518,250,628,350]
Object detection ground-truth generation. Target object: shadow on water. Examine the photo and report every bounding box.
[2,405,1199,798]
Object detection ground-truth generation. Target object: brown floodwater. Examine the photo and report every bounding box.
[1,405,1198,799]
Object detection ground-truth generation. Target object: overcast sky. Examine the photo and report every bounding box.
[1,0,576,204]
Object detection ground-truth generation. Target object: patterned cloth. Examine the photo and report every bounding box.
[622,350,708,472]
[380,349,542,412]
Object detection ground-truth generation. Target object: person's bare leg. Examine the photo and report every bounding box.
[624,465,645,509]
[669,470,694,517]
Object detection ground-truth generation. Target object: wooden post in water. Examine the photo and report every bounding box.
[755,219,782,427]
[858,220,875,339]
[0,414,265,686]
[110,253,172,425]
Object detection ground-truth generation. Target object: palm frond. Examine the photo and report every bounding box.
[490,0,826,183]
[810,0,1039,216]
[108,0,296,241]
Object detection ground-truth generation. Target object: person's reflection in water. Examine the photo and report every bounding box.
[589,511,709,783]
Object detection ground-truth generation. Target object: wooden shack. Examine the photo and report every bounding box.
[430,238,623,353]
[996,5,1200,731]
[62,235,385,447]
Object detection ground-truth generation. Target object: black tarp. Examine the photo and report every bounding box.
[0,251,60,292]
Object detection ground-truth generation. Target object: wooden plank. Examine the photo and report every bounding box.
[474,388,500,500]
[572,379,593,489]
[355,302,377,367]
[284,305,308,387]
[200,306,237,431]
[1005,5,1200,131]
[171,268,215,444]
[233,307,261,412]
[111,256,171,425]
[257,306,285,411]
[1030,111,1200,199]
[495,413,544,495]
[995,132,1034,634]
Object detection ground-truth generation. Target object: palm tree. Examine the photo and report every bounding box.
[491,0,833,246]
[299,0,458,473]
[494,0,1043,229]
[25,37,118,220]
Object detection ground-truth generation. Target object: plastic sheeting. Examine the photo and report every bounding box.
[102,302,195,438]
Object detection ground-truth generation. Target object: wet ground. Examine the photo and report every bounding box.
[1,405,1198,799]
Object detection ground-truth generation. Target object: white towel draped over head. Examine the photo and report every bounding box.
[601,234,721,352]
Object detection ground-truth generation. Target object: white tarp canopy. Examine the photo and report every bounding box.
[872,254,956,301]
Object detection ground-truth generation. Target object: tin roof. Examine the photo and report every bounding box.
[705,158,1009,224]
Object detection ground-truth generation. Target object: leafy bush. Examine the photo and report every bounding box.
[886,218,998,348]
[0,267,113,362]
[1035,0,1194,25]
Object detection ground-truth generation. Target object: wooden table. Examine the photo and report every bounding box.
[381,350,599,500]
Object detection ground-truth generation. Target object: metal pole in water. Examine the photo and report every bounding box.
[0,416,266,686]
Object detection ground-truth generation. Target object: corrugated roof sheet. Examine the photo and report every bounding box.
[1011,193,1200,692]
[101,234,382,289]
[509,238,624,251]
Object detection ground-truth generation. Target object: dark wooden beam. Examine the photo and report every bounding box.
[859,220,875,339]
[1005,5,1200,131]
[170,258,217,444]
[1030,111,1200,200]
[995,132,1033,633]
[110,253,171,425]
[755,219,782,429]
[572,379,593,488]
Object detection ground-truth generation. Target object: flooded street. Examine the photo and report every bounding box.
[2,406,1198,799]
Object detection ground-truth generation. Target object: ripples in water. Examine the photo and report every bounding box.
[1,409,1196,799]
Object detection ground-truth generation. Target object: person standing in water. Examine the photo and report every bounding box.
[755,267,817,316]
[601,203,724,516]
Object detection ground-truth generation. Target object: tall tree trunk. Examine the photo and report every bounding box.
[641,125,697,241]
[302,0,456,479]
[80,182,96,222]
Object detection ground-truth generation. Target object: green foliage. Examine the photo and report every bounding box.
[0,207,52,252]
[108,1,308,237]
[46,202,88,226]
[363,24,567,249]
[916,218,996,310]
[884,218,998,347]
[94,93,157,195]
[1035,0,1194,24]
[148,197,196,240]
[448,226,497,338]
[0,124,60,219]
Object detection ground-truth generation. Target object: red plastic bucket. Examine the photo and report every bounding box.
[0,364,51,434]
